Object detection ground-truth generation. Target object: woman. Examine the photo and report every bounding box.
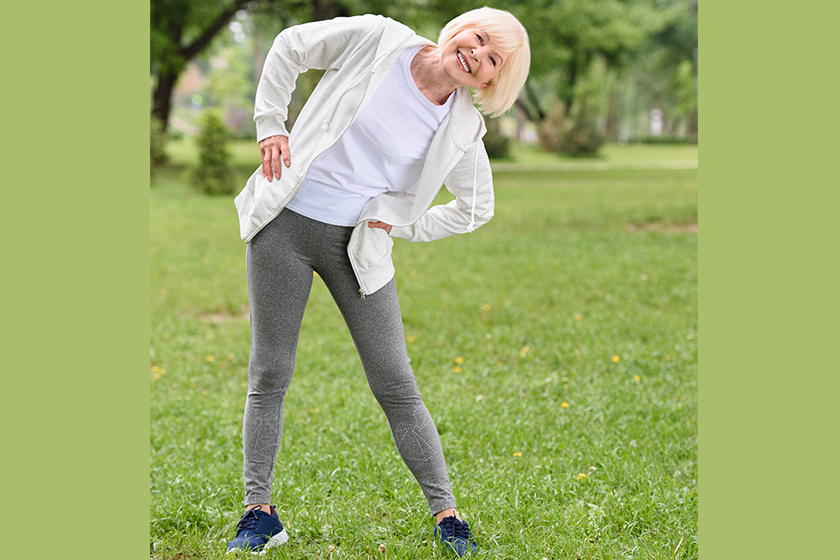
[228,7,530,556]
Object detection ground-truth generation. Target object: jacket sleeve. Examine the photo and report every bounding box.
[254,14,386,142]
[390,140,495,242]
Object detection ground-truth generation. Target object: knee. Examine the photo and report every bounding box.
[368,374,424,411]
[248,359,294,397]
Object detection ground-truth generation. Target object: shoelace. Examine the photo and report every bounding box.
[235,508,264,534]
[439,516,472,540]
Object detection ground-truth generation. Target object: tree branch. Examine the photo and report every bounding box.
[179,0,250,61]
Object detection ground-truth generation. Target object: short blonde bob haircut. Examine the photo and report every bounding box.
[438,7,531,118]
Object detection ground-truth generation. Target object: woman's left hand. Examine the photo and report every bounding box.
[367,221,392,234]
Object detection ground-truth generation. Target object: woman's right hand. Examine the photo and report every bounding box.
[259,135,291,182]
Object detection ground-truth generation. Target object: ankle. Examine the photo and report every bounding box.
[246,503,272,515]
[435,508,459,524]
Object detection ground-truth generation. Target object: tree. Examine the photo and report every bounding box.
[151,0,254,132]
[511,0,666,116]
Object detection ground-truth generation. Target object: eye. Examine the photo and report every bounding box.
[475,33,484,45]
[490,55,497,67]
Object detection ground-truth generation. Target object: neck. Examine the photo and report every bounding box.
[410,46,459,105]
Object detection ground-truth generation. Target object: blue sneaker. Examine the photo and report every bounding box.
[226,506,288,555]
[434,516,478,557]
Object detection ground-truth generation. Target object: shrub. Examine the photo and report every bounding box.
[537,100,605,157]
[559,95,605,156]
[150,115,169,172]
[482,115,510,158]
[190,110,235,196]
[537,103,565,154]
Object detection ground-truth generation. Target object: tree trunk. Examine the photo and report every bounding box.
[312,0,349,21]
[561,57,579,115]
[152,70,179,133]
[523,81,545,122]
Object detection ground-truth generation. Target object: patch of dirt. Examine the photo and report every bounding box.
[198,305,250,323]
[627,222,698,233]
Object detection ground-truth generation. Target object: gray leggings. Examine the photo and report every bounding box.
[243,209,456,515]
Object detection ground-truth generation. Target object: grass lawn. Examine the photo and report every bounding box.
[164,138,699,169]
[150,149,697,559]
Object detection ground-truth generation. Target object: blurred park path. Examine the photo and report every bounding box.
[491,160,697,172]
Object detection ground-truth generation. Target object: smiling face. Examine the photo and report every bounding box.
[440,27,506,90]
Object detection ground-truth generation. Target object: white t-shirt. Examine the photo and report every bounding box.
[286,45,454,226]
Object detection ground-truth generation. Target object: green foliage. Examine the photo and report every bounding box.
[150,115,169,172]
[482,116,510,159]
[190,110,235,196]
[513,0,667,109]
[671,59,698,123]
[151,0,248,76]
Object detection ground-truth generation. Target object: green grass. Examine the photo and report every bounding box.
[150,154,697,559]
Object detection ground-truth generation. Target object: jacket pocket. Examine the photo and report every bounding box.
[347,222,396,296]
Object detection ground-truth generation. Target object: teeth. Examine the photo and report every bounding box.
[457,52,470,73]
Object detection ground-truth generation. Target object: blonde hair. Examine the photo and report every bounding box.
[438,7,531,117]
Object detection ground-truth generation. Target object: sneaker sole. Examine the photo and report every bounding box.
[226,528,289,556]
[261,528,289,554]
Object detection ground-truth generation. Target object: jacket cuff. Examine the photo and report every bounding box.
[388,224,412,241]
[255,120,290,143]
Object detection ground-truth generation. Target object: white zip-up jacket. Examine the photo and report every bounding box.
[234,14,495,296]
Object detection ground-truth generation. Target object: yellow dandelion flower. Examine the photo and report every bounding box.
[576,473,587,480]
[227,354,234,360]
[454,367,462,373]
[407,335,417,343]
[151,366,160,372]
[455,357,464,364]
[522,346,530,353]
[574,314,582,321]
[634,375,641,382]
[561,402,569,408]
[205,355,215,362]
[190,383,196,389]
[482,304,491,311]
[612,355,620,362]
[513,452,522,457]
[153,373,161,380]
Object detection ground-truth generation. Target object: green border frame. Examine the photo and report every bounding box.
[700,1,838,558]
[4,2,148,557]
[5,1,837,558]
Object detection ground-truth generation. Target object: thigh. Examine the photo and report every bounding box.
[246,211,316,367]
[316,238,414,391]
